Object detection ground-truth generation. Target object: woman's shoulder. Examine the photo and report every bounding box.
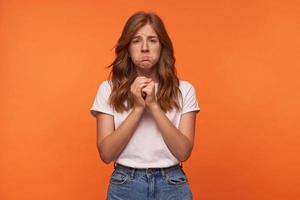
[179,79,195,90]
[95,80,113,95]
[99,79,113,89]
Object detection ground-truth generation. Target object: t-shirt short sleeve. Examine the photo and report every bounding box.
[90,80,114,117]
[181,82,200,114]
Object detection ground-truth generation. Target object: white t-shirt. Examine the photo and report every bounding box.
[90,80,200,168]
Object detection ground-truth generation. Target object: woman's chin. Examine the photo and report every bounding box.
[138,63,154,69]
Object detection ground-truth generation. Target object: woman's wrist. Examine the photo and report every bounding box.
[133,106,145,114]
[147,102,160,112]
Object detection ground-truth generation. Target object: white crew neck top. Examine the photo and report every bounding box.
[90,80,200,168]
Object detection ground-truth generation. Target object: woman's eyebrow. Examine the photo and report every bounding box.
[148,36,158,39]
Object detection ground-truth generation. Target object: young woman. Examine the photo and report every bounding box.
[90,11,200,200]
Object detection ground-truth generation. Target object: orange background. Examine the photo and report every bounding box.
[1,0,300,200]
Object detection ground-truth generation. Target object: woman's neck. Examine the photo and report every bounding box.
[136,68,158,83]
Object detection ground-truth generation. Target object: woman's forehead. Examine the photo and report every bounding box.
[134,24,158,37]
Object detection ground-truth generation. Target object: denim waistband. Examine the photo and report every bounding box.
[114,162,183,178]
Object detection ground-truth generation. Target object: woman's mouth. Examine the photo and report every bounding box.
[141,57,151,61]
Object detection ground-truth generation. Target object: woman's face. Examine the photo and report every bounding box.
[129,23,161,71]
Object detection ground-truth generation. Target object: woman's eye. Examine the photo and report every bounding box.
[131,39,158,44]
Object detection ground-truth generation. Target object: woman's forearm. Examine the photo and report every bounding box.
[147,103,193,162]
[98,107,144,163]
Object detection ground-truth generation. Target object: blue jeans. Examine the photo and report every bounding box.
[106,163,193,200]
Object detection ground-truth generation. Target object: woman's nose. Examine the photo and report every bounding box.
[141,41,149,52]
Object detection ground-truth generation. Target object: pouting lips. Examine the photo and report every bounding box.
[141,57,151,61]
